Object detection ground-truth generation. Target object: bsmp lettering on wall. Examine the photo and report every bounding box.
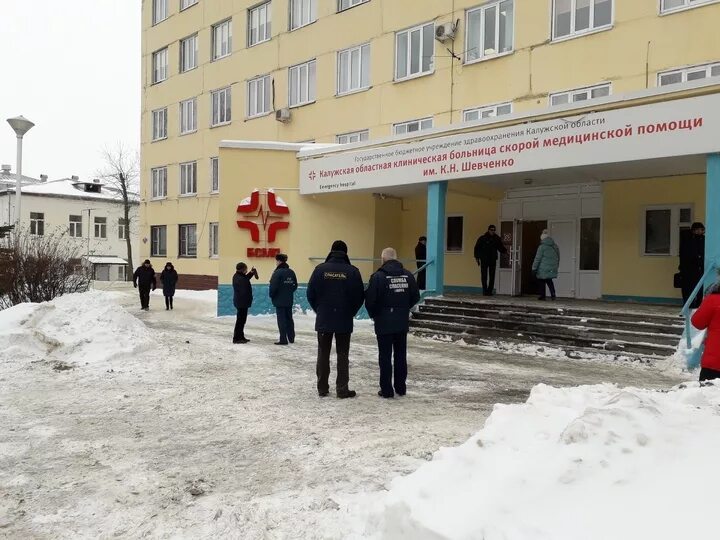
[237,189,290,258]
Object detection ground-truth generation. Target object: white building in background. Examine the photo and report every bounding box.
[0,176,139,281]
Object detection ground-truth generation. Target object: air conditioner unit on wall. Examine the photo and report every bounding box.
[275,108,291,123]
[435,22,456,42]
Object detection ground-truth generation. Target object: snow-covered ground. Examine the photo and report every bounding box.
[0,290,693,538]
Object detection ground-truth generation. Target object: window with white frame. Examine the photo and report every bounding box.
[180,161,197,195]
[289,60,316,107]
[180,0,198,10]
[466,1,514,63]
[446,215,464,253]
[118,264,128,281]
[658,61,720,86]
[212,19,232,60]
[338,0,368,11]
[337,43,370,95]
[248,2,272,46]
[550,83,610,106]
[463,102,512,122]
[209,222,219,257]
[247,75,272,117]
[94,217,107,239]
[290,0,316,29]
[552,0,612,41]
[179,224,197,257]
[30,212,44,236]
[210,157,220,192]
[393,117,433,135]
[118,218,128,240]
[152,47,169,83]
[180,34,198,72]
[151,225,167,256]
[661,0,720,13]
[211,87,232,126]
[395,23,434,80]
[336,130,369,144]
[69,215,82,238]
[152,0,168,24]
[152,108,167,141]
[643,205,693,256]
[180,98,197,134]
[151,167,168,199]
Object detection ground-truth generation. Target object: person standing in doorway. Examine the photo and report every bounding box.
[307,240,365,399]
[160,262,178,310]
[269,253,298,346]
[133,259,156,311]
[414,236,427,290]
[232,263,259,344]
[365,247,421,398]
[532,229,560,301]
[473,225,507,296]
[679,222,705,308]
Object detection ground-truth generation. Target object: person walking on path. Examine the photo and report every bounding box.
[473,225,507,296]
[307,240,365,399]
[679,222,705,308]
[269,253,298,346]
[691,277,720,381]
[414,236,427,290]
[532,229,560,301]
[232,263,259,344]
[365,247,421,399]
[133,259,156,311]
[159,262,178,310]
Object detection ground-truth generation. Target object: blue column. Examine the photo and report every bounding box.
[706,154,720,289]
[426,181,447,295]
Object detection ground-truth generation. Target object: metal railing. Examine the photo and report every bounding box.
[307,256,435,290]
[681,261,718,348]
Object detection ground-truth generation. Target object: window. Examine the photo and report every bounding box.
[152,48,169,83]
[393,118,433,135]
[337,43,370,95]
[661,0,720,13]
[180,0,198,10]
[248,2,272,46]
[180,35,198,72]
[180,98,197,134]
[247,75,272,117]
[180,161,197,195]
[446,216,464,253]
[643,205,692,256]
[118,218,128,240]
[336,130,369,144]
[552,0,612,40]
[210,157,220,192]
[658,62,720,86]
[212,19,232,60]
[69,215,82,238]
[463,102,512,122]
[152,0,168,24]
[550,83,610,106]
[395,23,434,81]
[30,212,44,236]
[209,222,219,257]
[151,167,168,199]
[179,224,197,257]
[211,87,232,126]
[94,217,107,239]
[152,108,167,141]
[466,1,514,63]
[338,0,368,11]
[579,217,601,271]
[118,264,128,282]
[289,60,316,107]
[151,225,167,257]
[290,0,316,29]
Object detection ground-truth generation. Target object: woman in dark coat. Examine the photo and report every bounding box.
[159,262,179,310]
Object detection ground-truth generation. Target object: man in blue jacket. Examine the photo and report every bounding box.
[307,240,365,399]
[269,253,298,346]
[365,247,421,398]
[232,262,259,344]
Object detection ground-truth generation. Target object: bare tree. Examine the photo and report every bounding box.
[97,143,139,280]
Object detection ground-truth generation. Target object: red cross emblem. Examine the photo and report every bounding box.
[236,190,290,244]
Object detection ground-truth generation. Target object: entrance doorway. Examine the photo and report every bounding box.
[520,220,547,295]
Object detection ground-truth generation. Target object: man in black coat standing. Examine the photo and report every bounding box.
[414,236,427,290]
[133,259,156,311]
[473,225,507,296]
[232,262,259,344]
[365,247,421,398]
[307,240,365,398]
[269,253,298,345]
[679,222,705,308]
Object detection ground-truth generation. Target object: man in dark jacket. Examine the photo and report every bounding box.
[269,253,298,345]
[159,262,178,310]
[415,236,427,290]
[306,240,365,398]
[679,222,705,308]
[473,225,507,296]
[365,247,421,398]
[232,262,259,344]
[133,259,156,311]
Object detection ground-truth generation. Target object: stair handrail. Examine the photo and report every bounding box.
[680,261,718,348]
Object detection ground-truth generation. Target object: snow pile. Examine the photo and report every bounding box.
[359,382,720,540]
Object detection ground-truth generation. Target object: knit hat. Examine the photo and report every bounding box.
[275,253,288,263]
[331,240,348,253]
[143,259,151,264]
[691,222,705,231]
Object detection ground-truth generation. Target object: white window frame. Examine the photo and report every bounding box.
[549,82,611,106]
[179,34,198,73]
[290,0,316,30]
[338,0,368,12]
[660,0,720,14]
[337,43,370,96]
[248,2,272,47]
[69,215,82,238]
[152,47,169,84]
[393,117,433,136]
[211,87,232,126]
[118,218,128,240]
[180,161,198,195]
[465,0,515,64]
[30,212,44,236]
[247,75,273,118]
[395,22,435,81]
[658,61,720,87]
[151,225,167,257]
[152,108,168,141]
[641,204,694,257]
[445,214,465,254]
[289,60,317,108]
[336,130,369,144]
[118,264,128,281]
[180,0,199,10]
[463,102,512,122]
[210,157,220,193]
[94,217,107,239]
[179,98,197,134]
[209,222,219,258]
[212,19,233,60]
[551,0,614,42]
[151,167,168,199]
[179,224,197,258]
[152,0,168,25]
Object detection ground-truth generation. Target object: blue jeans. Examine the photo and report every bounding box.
[275,306,295,344]
[376,332,408,397]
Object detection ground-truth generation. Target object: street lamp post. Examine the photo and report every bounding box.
[6,115,35,228]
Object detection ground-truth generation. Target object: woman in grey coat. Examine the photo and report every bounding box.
[532,230,560,301]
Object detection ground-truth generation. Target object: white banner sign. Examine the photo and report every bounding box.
[299,93,720,195]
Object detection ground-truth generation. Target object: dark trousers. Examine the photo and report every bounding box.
[138,286,151,309]
[377,332,408,397]
[700,367,720,382]
[316,332,350,394]
[275,307,295,344]
[480,261,496,295]
[682,275,703,308]
[233,308,248,341]
[416,265,426,290]
[539,279,556,299]
[164,296,174,309]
